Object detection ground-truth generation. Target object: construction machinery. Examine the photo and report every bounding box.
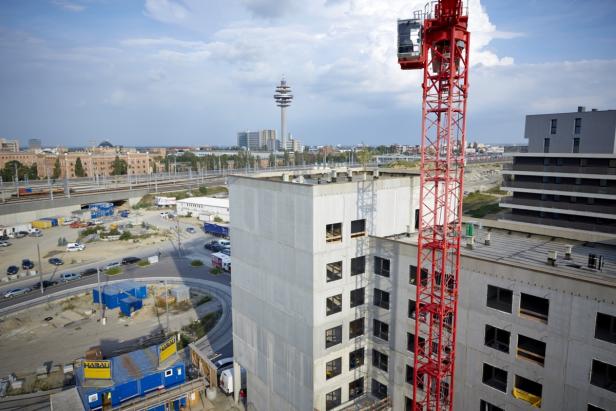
[398,1,470,410]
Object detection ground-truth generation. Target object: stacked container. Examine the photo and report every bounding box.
[89,202,115,219]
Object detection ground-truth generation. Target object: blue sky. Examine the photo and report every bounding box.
[0,0,615,148]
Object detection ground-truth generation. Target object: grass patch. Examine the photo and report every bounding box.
[463,191,501,218]
[467,203,502,218]
[209,267,222,275]
[181,310,222,342]
[386,160,420,169]
[106,267,122,276]
[485,186,508,195]
[133,194,154,209]
[137,260,150,267]
[190,259,204,267]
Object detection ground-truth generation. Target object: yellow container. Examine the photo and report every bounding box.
[57,217,65,225]
[32,220,52,229]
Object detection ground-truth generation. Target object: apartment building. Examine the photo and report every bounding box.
[0,138,19,152]
[0,151,153,178]
[229,168,616,411]
[500,107,616,233]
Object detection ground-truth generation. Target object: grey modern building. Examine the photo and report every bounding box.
[238,130,277,151]
[500,107,616,233]
[229,168,616,411]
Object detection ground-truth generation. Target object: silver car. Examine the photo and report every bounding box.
[4,288,31,299]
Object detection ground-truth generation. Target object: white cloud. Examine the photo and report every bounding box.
[144,0,190,24]
[51,0,85,12]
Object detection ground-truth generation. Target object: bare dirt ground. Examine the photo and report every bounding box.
[0,284,220,394]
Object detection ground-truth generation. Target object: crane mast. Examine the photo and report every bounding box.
[397,1,470,410]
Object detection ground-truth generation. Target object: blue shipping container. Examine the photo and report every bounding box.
[203,223,229,237]
[77,346,185,410]
[120,296,143,316]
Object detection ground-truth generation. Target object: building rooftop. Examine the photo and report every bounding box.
[237,167,420,186]
[176,196,229,207]
[393,228,616,284]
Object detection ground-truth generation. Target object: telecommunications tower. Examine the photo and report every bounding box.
[274,77,293,151]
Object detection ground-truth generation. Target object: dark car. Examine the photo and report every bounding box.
[205,241,223,252]
[204,241,217,250]
[32,280,58,290]
[7,265,19,275]
[14,231,28,238]
[21,259,34,270]
[81,268,98,277]
[48,257,64,266]
[0,235,9,241]
[121,257,141,265]
[221,248,231,256]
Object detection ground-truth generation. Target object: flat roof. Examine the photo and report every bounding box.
[233,167,420,186]
[176,196,229,207]
[392,228,616,284]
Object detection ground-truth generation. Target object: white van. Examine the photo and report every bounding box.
[216,239,230,248]
[219,367,246,395]
[66,243,85,252]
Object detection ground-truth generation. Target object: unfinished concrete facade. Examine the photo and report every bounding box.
[229,168,616,411]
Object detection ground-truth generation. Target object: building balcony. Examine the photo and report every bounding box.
[499,197,616,218]
[501,180,616,196]
[503,163,616,176]
[504,212,616,233]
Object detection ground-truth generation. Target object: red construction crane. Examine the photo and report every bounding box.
[397,1,469,410]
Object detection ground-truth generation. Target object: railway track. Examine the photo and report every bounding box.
[0,391,53,411]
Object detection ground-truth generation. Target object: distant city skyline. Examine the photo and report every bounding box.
[0,0,614,147]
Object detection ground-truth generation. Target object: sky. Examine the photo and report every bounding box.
[0,0,615,148]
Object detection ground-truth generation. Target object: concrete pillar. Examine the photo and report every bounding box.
[233,360,241,403]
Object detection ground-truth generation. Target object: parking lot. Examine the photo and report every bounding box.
[0,209,219,297]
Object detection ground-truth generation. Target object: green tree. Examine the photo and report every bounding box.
[268,153,276,167]
[357,147,372,170]
[111,156,128,176]
[74,157,85,177]
[27,162,38,180]
[52,158,61,179]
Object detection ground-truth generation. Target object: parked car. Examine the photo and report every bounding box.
[205,242,224,252]
[14,231,28,238]
[121,257,141,265]
[21,259,34,270]
[82,267,98,277]
[204,241,218,250]
[221,248,231,256]
[186,227,196,234]
[29,229,43,237]
[3,288,31,299]
[62,218,77,225]
[0,235,9,241]
[59,272,81,282]
[66,243,85,252]
[32,280,57,290]
[48,257,64,266]
[6,265,19,275]
[0,241,11,247]
[104,261,121,270]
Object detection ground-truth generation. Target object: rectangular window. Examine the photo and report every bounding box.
[405,365,425,390]
[349,317,365,339]
[349,348,365,370]
[350,287,365,308]
[409,265,428,286]
[325,357,342,380]
[595,312,616,344]
[517,334,546,366]
[372,349,388,372]
[373,288,390,310]
[407,332,426,353]
[484,324,510,353]
[326,223,342,243]
[408,299,426,320]
[486,285,513,313]
[550,119,557,134]
[351,256,365,275]
[374,256,390,277]
[519,293,549,323]
[371,379,387,400]
[482,363,507,392]
[590,359,616,393]
[480,399,505,411]
[325,388,341,411]
[514,375,543,407]
[351,219,366,238]
[543,138,550,153]
[326,294,342,316]
[574,117,582,134]
[349,377,364,400]
[373,319,389,341]
[326,261,342,282]
[573,137,580,153]
[325,325,342,349]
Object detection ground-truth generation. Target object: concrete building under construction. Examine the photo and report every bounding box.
[229,168,616,411]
